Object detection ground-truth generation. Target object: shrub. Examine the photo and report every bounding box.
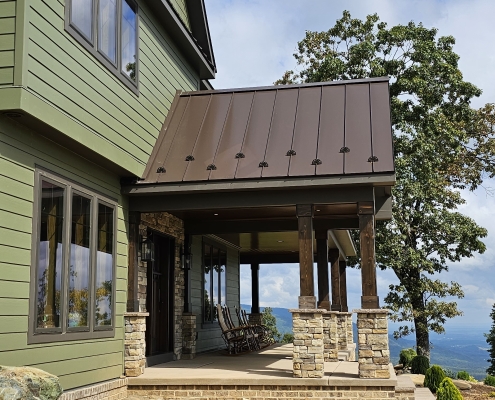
[411,355,430,375]
[436,377,463,400]
[443,368,456,379]
[424,365,446,393]
[485,375,495,387]
[399,348,417,368]
[457,370,470,380]
[489,392,495,398]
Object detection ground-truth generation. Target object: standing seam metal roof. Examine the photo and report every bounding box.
[141,77,394,184]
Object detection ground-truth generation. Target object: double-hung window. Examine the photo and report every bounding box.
[203,242,226,323]
[65,0,138,92]
[30,169,117,343]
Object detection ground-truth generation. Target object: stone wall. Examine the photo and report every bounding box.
[59,378,127,400]
[127,384,397,400]
[139,212,185,360]
[322,311,338,362]
[355,309,391,379]
[181,313,197,359]
[124,313,148,377]
[290,309,325,378]
[336,313,348,350]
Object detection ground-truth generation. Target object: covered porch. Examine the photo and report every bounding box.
[122,77,396,382]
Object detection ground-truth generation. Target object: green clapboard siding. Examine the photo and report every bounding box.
[22,0,199,177]
[0,50,14,66]
[0,66,13,84]
[0,0,15,86]
[169,0,190,30]
[0,17,15,34]
[0,34,15,50]
[0,2,16,17]
[0,116,127,390]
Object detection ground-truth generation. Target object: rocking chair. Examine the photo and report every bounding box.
[216,304,251,354]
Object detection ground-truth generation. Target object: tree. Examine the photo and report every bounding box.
[277,11,494,358]
[262,307,281,342]
[281,333,294,344]
[486,303,495,375]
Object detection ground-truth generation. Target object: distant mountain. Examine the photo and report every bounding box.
[241,304,490,380]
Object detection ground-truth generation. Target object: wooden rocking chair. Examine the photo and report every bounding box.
[216,304,251,354]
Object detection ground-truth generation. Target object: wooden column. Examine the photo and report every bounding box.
[359,202,379,309]
[296,204,315,309]
[127,211,140,312]
[339,260,349,312]
[329,248,341,311]
[316,230,330,310]
[251,263,260,314]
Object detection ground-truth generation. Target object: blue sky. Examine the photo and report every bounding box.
[204,0,495,330]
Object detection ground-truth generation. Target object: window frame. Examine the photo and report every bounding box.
[202,239,227,325]
[64,0,140,95]
[29,168,118,344]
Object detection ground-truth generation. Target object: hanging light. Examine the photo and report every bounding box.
[141,234,154,262]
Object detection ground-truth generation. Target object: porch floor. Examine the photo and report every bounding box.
[128,344,397,387]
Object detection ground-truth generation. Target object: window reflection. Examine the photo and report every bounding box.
[203,244,227,323]
[71,0,93,40]
[37,181,65,329]
[68,194,92,328]
[203,244,211,322]
[220,251,226,306]
[95,204,114,326]
[121,0,136,81]
[98,0,117,63]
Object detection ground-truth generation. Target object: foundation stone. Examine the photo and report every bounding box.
[124,312,149,377]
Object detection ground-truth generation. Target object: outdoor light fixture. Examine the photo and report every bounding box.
[141,234,155,262]
[181,246,192,270]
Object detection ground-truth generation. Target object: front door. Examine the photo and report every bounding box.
[146,231,175,366]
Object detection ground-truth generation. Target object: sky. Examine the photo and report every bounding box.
[203,0,495,331]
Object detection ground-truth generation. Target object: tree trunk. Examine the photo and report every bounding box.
[411,292,430,358]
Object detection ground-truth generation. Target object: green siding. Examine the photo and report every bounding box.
[190,236,241,353]
[16,0,199,177]
[169,0,190,31]
[0,1,15,85]
[0,115,128,390]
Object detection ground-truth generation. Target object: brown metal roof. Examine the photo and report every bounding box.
[141,77,394,184]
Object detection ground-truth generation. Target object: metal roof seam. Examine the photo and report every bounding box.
[233,90,257,179]
[368,83,375,173]
[286,87,301,177]
[313,85,323,176]
[342,84,347,175]
[207,91,235,180]
[260,89,279,177]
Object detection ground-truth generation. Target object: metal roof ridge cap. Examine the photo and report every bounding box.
[180,77,391,96]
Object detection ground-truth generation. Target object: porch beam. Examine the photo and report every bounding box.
[339,260,349,312]
[129,186,375,212]
[296,204,315,308]
[185,218,359,235]
[359,202,379,309]
[251,263,260,314]
[329,248,341,311]
[127,211,140,312]
[316,230,330,310]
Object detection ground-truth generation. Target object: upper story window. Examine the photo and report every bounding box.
[65,0,138,93]
[29,168,117,343]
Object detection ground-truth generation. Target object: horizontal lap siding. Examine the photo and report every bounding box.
[24,0,198,176]
[0,116,128,390]
[0,0,15,85]
[190,236,240,353]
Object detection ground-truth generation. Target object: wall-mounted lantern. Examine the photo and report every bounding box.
[141,234,154,262]
[181,245,192,270]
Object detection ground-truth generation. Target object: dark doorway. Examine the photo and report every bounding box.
[145,230,175,366]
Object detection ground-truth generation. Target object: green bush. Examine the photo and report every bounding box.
[457,370,470,380]
[399,348,417,368]
[443,368,456,379]
[485,375,495,387]
[411,355,430,375]
[436,377,463,400]
[424,365,446,393]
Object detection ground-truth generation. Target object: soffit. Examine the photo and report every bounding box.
[140,77,394,185]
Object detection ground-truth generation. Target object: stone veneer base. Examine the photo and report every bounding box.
[124,312,149,377]
[59,378,127,400]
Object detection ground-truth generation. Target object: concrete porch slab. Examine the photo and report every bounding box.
[128,344,397,387]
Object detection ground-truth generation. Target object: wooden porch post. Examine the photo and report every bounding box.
[339,260,349,312]
[127,211,140,312]
[329,248,341,311]
[359,202,379,309]
[251,263,260,314]
[296,204,315,309]
[316,230,330,310]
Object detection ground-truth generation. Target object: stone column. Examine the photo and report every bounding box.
[354,309,390,378]
[336,313,348,350]
[124,312,149,377]
[322,311,338,362]
[290,309,325,378]
[344,312,354,344]
[181,313,197,360]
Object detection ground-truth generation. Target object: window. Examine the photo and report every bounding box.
[65,0,138,92]
[30,169,117,342]
[203,242,226,323]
